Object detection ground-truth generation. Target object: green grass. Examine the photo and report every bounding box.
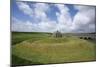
[12,32,96,66]
[12,54,33,66]
[11,32,51,45]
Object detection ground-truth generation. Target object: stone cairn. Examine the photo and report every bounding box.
[53,30,62,38]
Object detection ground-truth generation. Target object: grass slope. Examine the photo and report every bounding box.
[12,32,96,65]
[12,32,51,45]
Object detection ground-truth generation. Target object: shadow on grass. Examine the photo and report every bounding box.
[11,54,96,67]
[11,55,44,67]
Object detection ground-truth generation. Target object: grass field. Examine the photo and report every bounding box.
[11,32,96,66]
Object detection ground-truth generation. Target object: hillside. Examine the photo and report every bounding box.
[11,32,96,66]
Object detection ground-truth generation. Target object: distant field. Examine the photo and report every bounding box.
[11,32,96,66]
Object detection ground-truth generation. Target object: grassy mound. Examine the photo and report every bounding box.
[12,36,96,65]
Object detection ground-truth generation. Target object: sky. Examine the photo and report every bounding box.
[11,1,96,33]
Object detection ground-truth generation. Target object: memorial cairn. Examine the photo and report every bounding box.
[52,30,62,38]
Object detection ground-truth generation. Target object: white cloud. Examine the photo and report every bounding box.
[13,2,96,33]
[55,4,73,32]
[12,17,34,32]
[54,4,95,33]
[32,3,58,32]
[33,3,50,21]
[72,5,96,33]
[15,2,57,32]
[36,20,57,32]
[12,17,57,32]
[16,2,33,17]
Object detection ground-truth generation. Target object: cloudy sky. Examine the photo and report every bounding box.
[11,1,96,33]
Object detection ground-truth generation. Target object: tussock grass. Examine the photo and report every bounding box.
[12,35,96,65]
